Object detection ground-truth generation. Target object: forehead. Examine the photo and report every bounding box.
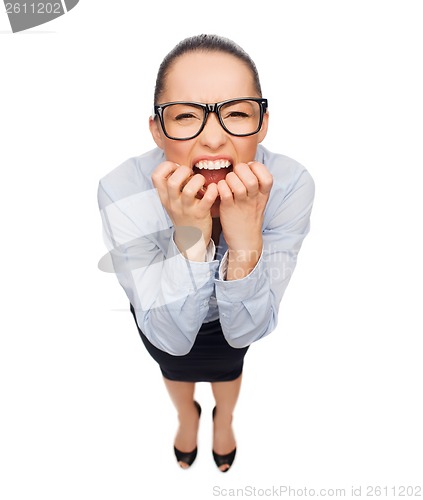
[162,51,257,103]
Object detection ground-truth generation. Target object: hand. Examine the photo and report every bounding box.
[152,161,219,260]
[217,162,273,279]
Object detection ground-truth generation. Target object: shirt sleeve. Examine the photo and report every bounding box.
[214,168,315,348]
[98,181,219,356]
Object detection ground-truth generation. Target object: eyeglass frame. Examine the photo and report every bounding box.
[153,97,268,141]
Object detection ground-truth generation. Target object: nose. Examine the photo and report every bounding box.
[198,112,227,149]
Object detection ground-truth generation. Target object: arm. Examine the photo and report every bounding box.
[98,180,219,355]
[215,168,315,348]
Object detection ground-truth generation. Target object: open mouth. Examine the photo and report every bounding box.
[192,159,233,189]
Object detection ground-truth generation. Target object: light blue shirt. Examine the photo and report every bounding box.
[98,145,314,355]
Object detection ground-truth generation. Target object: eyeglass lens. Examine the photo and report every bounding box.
[162,99,262,139]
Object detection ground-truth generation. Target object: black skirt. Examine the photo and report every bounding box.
[129,303,249,382]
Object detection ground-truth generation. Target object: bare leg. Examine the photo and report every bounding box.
[162,377,199,469]
[211,374,243,471]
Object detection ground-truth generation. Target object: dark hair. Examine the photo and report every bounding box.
[153,34,262,105]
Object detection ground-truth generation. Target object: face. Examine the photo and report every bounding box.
[149,51,269,216]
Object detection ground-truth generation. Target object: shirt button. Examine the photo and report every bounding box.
[203,300,208,306]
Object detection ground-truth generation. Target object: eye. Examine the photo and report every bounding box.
[226,111,250,119]
[165,104,204,122]
[221,100,257,120]
[175,112,199,121]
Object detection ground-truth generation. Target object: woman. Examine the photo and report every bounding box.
[98,34,314,472]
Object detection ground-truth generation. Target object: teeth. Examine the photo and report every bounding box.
[194,160,231,170]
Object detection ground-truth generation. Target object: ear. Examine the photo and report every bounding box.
[149,116,165,149]
[257,110,269,143]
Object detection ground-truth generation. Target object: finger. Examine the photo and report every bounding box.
[166,165,193,199]
[248,161,273,194]
[180,173,205,200]
[198,182,219,210]
[151,161,180,190]
[216,179,234,205]
[151,161,181,206]
[225,170,248,200]
[233,163,260,196]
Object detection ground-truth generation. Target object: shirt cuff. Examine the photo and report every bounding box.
[205,239,216,262]
[217,248,262,281]
[218,250,229,280]
[162,236,217,296]
[216,248,266,300]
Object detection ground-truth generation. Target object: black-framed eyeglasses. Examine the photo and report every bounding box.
[153,97,268,141]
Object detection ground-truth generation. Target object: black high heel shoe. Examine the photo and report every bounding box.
[174,400,202,469]
[212,406,236,472]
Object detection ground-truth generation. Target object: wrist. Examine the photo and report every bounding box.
[174,226,211,262]
[226,241,262,281]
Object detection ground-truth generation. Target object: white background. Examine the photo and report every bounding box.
[1,1,422,498]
